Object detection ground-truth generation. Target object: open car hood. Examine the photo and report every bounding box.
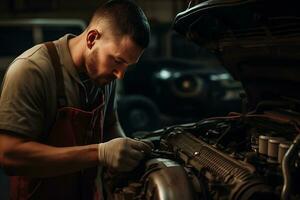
[173,0,300,110]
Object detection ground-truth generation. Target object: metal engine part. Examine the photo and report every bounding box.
[104,114,300,200]
[104,158,196,200]
[161,128,276,200]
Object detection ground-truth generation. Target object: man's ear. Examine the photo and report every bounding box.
[86,29,101,49]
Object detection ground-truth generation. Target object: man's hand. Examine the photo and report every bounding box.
[98,138,152,172]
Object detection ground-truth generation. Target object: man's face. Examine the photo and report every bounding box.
[85,30,144,87]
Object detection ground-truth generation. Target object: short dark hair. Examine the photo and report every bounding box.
[89,0,150,49]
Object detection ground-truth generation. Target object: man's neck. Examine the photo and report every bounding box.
[68,33,86,73]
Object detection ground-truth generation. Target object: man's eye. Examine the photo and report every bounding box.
[114,59,122,64]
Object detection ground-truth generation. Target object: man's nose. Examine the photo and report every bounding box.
[112,69,125,79]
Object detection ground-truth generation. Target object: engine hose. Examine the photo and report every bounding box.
[281,133,300,200]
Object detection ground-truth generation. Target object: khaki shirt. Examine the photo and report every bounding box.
[0,34,116,139]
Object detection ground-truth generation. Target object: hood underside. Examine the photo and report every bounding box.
[173,0,300,110]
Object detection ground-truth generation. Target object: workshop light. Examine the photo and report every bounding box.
[159,69,171,79]
[210,73,230,81]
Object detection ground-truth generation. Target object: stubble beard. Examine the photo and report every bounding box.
[86,48,117,87]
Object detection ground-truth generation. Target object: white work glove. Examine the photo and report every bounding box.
[98,137,153,172]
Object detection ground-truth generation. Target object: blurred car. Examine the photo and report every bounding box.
[118,57,243,135]
[0,18,86,200]
[104,0,300,199]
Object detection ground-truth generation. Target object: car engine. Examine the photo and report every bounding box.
[104,106,300,200]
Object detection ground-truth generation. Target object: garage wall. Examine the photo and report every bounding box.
[137,0,187,23]
[0,0,189,23]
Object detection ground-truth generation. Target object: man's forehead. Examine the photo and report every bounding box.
[115,49,143,65]
[112,35,143,63]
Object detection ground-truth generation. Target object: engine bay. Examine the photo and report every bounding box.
[104,104,300,200]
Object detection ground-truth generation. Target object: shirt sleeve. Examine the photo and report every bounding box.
[0,58,46,139]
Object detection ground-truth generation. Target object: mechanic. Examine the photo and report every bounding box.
[0,0,152,199]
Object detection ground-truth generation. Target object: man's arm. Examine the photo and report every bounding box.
[0,129,153,175]
[0,132,98,178]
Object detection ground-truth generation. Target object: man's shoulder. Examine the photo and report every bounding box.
[16,43,50,67]
[7,44,54,78]
[18,43,46,58]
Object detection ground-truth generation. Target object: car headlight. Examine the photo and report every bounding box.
[171,74,205,98]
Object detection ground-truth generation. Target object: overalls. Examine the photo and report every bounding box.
[10,42,104,200]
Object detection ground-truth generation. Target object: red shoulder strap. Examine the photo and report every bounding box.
[44,42,67,107]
